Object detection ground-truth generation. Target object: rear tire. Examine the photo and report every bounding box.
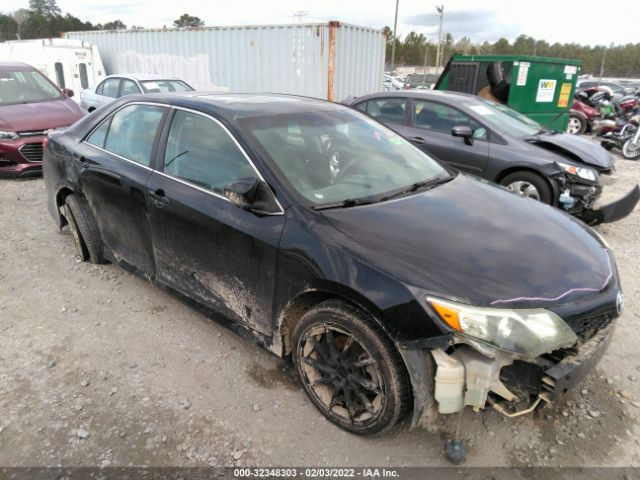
[292,300,412,435]
[64,194,106,264]
[567,114,586,135]
[500,171,552,204]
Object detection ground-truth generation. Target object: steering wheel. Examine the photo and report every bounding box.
[321,133,366,182]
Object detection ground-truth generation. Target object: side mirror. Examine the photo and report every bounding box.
[451,125,474,145]
[62,88,75,98]
[224,178,280,214]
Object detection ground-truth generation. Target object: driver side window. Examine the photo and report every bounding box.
[413,100,488,140]
[163,110,257,195]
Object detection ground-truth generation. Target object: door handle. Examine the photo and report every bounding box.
[148,188,169,208]
[410,136,427,145]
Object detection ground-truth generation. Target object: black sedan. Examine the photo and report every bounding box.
[345,90,639,225]
[45,93,623,435]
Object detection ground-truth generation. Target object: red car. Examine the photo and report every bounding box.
[0,61,84,178]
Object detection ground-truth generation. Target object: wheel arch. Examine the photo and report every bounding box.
[54,185,76,228]
[494,166,558,204]
[275,285,394,359]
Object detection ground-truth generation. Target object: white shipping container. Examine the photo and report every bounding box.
[0,38,106,102]
[65,22,385,101]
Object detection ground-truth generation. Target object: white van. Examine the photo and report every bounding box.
[0,38,106,102]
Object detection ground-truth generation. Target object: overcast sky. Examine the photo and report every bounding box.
[9,0,639,46]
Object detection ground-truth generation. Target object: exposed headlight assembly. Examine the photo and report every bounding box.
[427,297,578,358]
[557,161,598,182]
[0,130,18,141]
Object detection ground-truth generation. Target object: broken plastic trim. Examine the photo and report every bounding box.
[579,184,640,226]
[487,396,542,418]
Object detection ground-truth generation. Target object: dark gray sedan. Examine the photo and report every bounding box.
[344,90,639,224]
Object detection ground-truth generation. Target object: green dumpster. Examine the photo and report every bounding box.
[435,54,582,131]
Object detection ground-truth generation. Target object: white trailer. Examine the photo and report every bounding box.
[0,38,106,101]
[65,22,385,102]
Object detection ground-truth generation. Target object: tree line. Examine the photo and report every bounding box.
[384,28,640,77]
[0,0,205,41]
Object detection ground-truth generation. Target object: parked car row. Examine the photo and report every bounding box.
[383,73,440,91]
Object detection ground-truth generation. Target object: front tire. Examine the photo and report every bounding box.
[566,114,586,135]
[64,194,106,264]
[622,137,640,160]
[292,300,412,435]
[500,171,552,204]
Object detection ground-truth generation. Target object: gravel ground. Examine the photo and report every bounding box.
[1,152,640,468]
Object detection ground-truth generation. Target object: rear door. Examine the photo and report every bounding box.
[75,102,169,273]
[146,107,284,335]
[402,98,490,176]
[93,77,121,108]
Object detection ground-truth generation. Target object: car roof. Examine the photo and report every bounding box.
[116,92,343,117]
[0,61,36,71]
[105,73,182,81]
[351,89,478,104]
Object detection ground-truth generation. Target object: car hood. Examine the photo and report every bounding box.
[322,175,614,308]
[527,132,614,172]
[0,99,83,132]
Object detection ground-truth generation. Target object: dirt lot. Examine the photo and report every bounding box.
[1,153,640,468]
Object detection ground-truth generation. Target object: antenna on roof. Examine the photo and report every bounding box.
[293,10,308,23]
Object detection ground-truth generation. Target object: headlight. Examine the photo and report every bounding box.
[427,297,578,358]
[0,130,18,141]
[557,161,598,182]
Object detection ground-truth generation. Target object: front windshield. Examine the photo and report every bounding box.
[140,80,193,93]
[0,69,63,106]
[240,108,448,206]
[465,98,542,137]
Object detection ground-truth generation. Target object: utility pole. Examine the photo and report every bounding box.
[390,0,399,74]
[423,38,429,71]
[435,5,444,69]
[599,43,612,81]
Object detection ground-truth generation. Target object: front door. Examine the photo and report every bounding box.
[402,99,490,176]
[146,108,284,335]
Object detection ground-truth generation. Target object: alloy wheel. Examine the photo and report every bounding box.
[567,117,582,134]
[298,324,386,427]
[506,181,541,200]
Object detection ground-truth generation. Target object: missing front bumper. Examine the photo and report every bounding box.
[539,321,615,402]
[579,184,640,225]
[403,320,616,424]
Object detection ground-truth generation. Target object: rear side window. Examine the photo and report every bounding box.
[357,98,407,125]
[86,120,110,148]
[163,110,256,194]
[78,63,89,89]
[120,79,140,97]
[101,78,120,98]
[100,104,166,166]
[54,62,65,88]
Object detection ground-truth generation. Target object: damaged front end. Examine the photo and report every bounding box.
[551,165,640,226]
[400,290,621,426]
